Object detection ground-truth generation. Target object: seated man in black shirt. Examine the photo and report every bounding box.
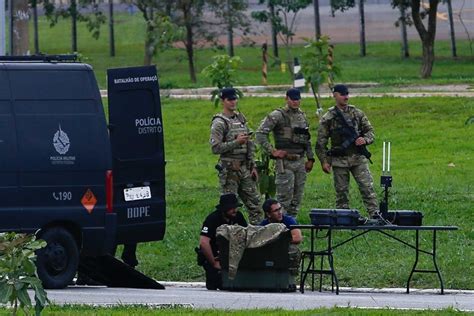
[199,193,248,290]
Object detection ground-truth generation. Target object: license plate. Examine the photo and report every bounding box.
[124,186,151,201]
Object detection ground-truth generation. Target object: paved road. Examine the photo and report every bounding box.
[44,285,474,311]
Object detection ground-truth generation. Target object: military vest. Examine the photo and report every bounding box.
[327,106,359,155]
[274,108,310,154]
[212,113,249,160]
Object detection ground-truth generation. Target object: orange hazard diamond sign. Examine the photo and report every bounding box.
[81,189,97,214]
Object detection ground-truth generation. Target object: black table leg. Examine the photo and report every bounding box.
[432,230,445,294]
[406,229,419,293]
[327,229,339,294]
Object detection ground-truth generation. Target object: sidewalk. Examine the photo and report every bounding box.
[100,83,474,99]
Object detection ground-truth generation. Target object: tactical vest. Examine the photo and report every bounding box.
[274,108,310,154]
[212,113,249,160]
[328,107,359,155]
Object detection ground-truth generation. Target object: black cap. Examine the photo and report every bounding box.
[220,87,237,100]
[286,88,301,101]
[333,84,349,96]
[216,193,242,211]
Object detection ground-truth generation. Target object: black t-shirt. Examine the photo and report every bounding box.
[200,210,247,256]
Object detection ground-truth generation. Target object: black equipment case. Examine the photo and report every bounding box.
[310,209,360,226]
[384,210,423,226]
[216,232,296,292]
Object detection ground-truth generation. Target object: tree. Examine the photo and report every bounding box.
[42,0,106,52]
[11,0,29,55]
[131,1,183,66]
[201,54,243,106]
[300,36,340,116]
[210,0,251,57]
[252,0,312,74]
[392,0,440,78]
[171,0,221,83]
[395,1,410,58]
[330,0,368,57]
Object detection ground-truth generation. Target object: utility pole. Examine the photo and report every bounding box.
[0,0,5,55]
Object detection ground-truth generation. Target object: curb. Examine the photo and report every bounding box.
[158,281,474,295]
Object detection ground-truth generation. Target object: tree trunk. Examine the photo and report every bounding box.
[446,0,457,58]
[0,0,5,55]
[411,0,439,78]
[185,23,196,83]
[399,4,409,58]
[313,0,321,39]
[143,7,154,66]
[227,27,234,57]
[109,0,115,57]
[226,0,234,57]
[12,0,29,55]
[269,3,278,58]
[71,0,77,52]
[421,41,435,78]
[32,0,39,54]
[358,0,366,57]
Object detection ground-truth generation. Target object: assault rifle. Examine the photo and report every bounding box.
[328,108,372,164]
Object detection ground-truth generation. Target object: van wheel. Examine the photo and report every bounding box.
[36,227,79,289]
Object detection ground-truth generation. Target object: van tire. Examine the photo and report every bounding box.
[36,227,79,289]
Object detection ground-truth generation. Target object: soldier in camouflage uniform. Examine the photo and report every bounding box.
[315,84,380,218]
[210,88,262,224]
[256,88,315,217]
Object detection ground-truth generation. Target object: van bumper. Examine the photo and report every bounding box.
[81,213,117,256]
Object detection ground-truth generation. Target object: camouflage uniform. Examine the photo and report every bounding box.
[210,112,262,224]
[256,106,315,217]
[316,105,378,216]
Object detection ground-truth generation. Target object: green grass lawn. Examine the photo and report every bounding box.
[0,306,471,315]
[29,13,474,89]
[119,95,473,290]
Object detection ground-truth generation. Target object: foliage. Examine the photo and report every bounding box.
[300,36,340,116]
[201,54,243,106]
[41,0,106,40]
[0,305,470,315]
[0,233,48,316]
[330,0,355,15]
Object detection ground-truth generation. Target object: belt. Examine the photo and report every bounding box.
[285,154,302,161]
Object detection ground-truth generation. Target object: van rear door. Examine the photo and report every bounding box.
[107,66,165,244]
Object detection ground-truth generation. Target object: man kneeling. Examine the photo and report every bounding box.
[198,193,247,290]
[260,198,302,274]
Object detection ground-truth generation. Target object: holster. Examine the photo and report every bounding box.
[221,160,242,171]
[276,159,285,173]
[194,247,206,266]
